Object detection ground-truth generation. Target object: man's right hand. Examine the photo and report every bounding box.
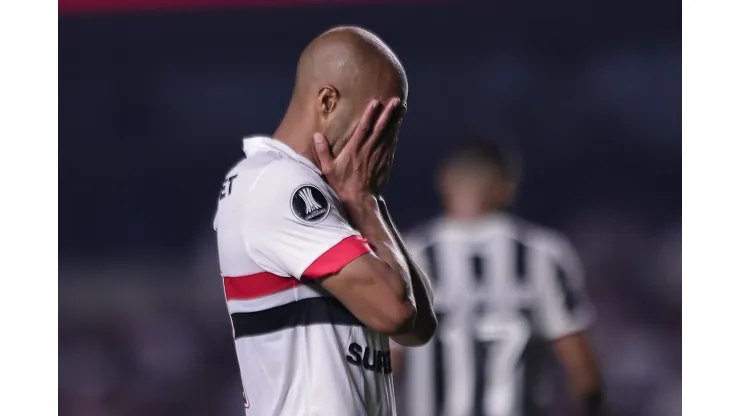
[312,97,402,204]
[307,96,418,337]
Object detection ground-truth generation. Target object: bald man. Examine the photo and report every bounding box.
[213,27,436,416]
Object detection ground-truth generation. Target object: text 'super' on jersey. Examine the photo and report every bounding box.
[214,136,397,416]
[399,215,595,416]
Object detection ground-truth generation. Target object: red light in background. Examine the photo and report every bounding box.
[59,0,454,15]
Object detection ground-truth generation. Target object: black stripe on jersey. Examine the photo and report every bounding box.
[472,338,490,416]
[424,243,446,415]
[471,251,488,314]
[471,253,486,284]
[555,264,578,313]
[515,240,528,283]
[519,308,545,416]
[231,297,363,338]
[432,312,446,416]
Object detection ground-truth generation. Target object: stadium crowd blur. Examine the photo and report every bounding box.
[59,1,680,415]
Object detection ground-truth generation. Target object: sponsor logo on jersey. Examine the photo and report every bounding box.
[219,174,238,200]
[345,342,392,374]
[291,185,331,223]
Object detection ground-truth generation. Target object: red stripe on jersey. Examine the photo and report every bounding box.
[223,272,300,300]
[223,235,370,299]
[303,235,372,279]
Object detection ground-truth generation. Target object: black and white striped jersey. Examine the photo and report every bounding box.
[399,214,594,416]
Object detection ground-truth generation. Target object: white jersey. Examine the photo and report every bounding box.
[214,136,397,416]
[399,215,594,416]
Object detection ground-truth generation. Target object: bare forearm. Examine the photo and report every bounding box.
[553,334,607,416]
[343,195,412,300]
[378,197,437,346]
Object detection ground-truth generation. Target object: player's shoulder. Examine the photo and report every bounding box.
[237,152,341,225]
[238,151,328,197]
[403,217,447,248]
[513,216,576,258]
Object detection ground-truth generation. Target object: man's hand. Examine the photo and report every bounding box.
[313,100,436,346]
[308,97,417,336]
[313,97,402,201]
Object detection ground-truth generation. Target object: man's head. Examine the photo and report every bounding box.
[287,26,408,155]
[437,139,521,220]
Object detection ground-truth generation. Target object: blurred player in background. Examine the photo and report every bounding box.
[393,140,605,416]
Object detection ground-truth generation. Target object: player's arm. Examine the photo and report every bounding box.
[311,98,425,336]
[535,237,606,416]
[317,196,418,335]
[376,197,437,346]
[323,195,436,344]
[242,162,416,336]
[552,333,606,416]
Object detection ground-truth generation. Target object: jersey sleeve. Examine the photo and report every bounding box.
[242,161,371,280]
[533,236,595,340]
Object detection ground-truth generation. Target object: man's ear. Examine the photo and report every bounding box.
[318,86,339,118]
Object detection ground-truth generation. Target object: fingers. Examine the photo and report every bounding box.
[312,133,335,173]
[343,100,380,155]
[364,97,402,154]
[377,144,396,189]
[371,98,401,137]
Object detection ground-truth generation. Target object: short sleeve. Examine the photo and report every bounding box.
[242,161,371,280]
[533,236,595,340]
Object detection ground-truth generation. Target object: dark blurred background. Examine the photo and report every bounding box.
[59,1,681,415]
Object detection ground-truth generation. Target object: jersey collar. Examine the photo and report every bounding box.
[243,136,321,174]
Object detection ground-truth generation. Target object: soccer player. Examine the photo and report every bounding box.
[213,27,437,416]
[394,140,605,416]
